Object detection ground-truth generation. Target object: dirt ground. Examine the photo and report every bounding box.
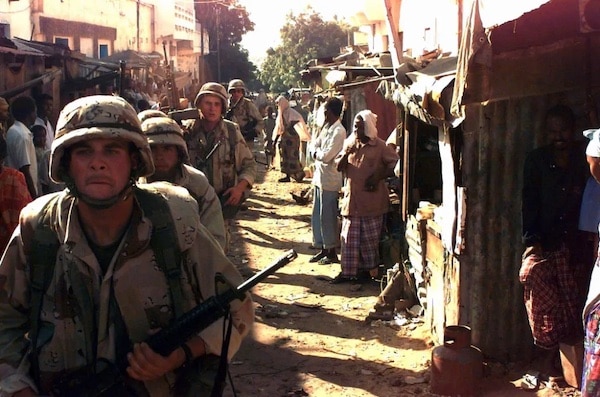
[220,155,582,397]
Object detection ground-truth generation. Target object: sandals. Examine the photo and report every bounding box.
[329,273,356,284]
[318,256,340,265]
[309,251,328,263]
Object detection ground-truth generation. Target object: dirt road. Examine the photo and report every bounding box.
[221,163,581,397]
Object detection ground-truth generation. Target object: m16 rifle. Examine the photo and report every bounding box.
[50,249,298,396]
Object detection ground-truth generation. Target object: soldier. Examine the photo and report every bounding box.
[185,82,257,224]
[139,116,226,250]
[225,79,264,151]
[0,95,254,396]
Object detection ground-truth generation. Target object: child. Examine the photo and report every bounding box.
[31,123,62,194]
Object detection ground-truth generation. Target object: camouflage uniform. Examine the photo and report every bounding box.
[184,118,256,197]
[0,96,254,396]
[0,186,253,395]
[139,116,226,250]
[227,97,264,143]
[143,164,225,250]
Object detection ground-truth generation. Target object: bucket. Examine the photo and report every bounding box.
[430,325,483,396]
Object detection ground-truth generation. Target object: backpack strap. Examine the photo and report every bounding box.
[134,187,185,318]
[28,194,61,387]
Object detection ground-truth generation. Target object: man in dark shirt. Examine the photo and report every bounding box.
[520,104,595,384]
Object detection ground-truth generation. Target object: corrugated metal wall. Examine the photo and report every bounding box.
[459,92,587,361]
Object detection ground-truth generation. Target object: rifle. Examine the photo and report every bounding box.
[162,41,179,112]
[50,249,298,396]
[118,61,126,97]
[168,108,200,123]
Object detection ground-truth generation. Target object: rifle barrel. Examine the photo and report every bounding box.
[237,249,297,293]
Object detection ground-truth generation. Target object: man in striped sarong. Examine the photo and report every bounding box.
[333,110,398,284]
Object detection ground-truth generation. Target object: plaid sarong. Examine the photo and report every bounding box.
[340,215,383,277]
[583,300,600,397]
[519,247,582,349]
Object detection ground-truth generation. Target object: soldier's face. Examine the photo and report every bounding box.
[68,138,136,200]
[151,144,179,177]
[198,95,222,123]
[230,88,244,102]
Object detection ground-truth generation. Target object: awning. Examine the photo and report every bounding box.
[392,57,460,127]
[0,69,62,99]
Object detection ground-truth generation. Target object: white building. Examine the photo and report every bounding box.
[0,0,207,74]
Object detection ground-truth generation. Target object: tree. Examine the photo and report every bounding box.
[195,1,257,84]
[259,9,348,93]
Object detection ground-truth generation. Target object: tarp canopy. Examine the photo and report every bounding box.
[392,57,458,127]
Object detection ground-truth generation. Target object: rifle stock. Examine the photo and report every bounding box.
[146,249,298,356]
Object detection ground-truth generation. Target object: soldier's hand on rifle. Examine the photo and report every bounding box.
[126,341,183,381]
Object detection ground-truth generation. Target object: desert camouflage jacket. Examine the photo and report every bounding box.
[184,118,257,195]
[0,183,254,396]
[139,164,226,250]
[227,97,264,139]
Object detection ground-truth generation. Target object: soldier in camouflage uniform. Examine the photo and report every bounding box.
[185,82,257,221]
[225,79,264,151]
[139,115,226,250]
[0,95,254,396]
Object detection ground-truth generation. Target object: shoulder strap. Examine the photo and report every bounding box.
[29,194,61,387]
[134,187,185,319]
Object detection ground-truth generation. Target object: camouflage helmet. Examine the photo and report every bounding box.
[50,95,154,183]
[138,108,166,123]
[227,79,246,94]
[194,82,227,114]
[141,116,189,163]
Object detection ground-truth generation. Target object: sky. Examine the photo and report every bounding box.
[236,0,365,67]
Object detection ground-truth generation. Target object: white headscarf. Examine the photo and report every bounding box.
[273,95,311,141]
[347,109,378,142]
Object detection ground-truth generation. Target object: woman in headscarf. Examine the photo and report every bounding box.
[332,110,399,284]
[272,95,310,182]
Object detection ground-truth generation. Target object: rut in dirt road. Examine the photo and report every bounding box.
[222,165,433,397]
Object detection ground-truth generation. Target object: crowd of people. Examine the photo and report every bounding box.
[5,77,600,395]
[0,77,404,395]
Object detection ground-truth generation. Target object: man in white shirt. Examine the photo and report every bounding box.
[6,96,39,198]
[309,97,346,264]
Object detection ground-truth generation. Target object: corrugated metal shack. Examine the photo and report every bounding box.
[389,0,600,362]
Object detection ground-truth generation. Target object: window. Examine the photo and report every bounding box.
[0,23,9,38]
[55,37,69,48]
[99,44,108,58]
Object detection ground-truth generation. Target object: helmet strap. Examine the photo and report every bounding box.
[65,176,136,210]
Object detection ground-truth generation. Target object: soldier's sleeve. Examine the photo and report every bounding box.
[0,228,39,395]
[185,229,254,360]
[194,174,227,251]
[233,127,257,187]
